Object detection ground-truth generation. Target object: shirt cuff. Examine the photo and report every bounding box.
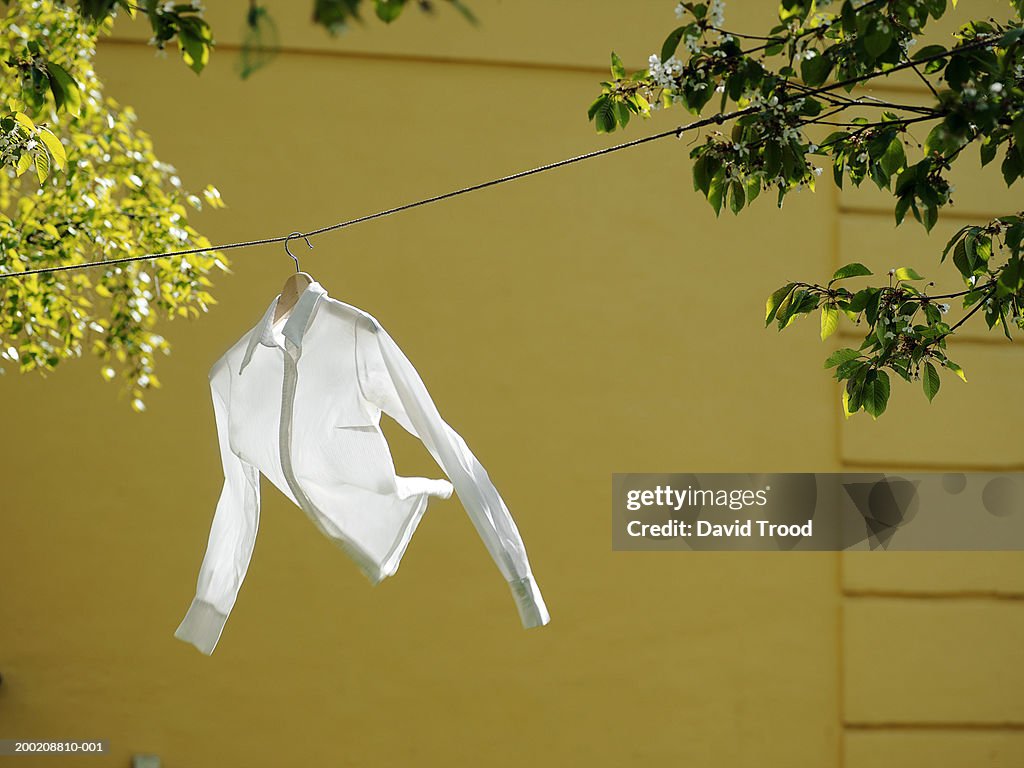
[508,576,550,629]
[174,598,229,655]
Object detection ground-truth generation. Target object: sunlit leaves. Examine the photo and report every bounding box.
[761,213,1024,417]
[0,1,227,409]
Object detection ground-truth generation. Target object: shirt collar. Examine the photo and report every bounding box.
[239,280,327,375]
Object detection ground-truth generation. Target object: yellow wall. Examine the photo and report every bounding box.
[0,2,1020,766]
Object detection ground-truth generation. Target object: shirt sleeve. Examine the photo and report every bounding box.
[354,314,550,629]
[174,359,262,655]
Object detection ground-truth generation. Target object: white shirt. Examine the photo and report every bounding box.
[174,280,550,655]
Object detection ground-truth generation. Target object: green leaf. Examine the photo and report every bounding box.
[764,142,782,179]
[692,154,711,194]
[999,257,1024,293]
[980,139,998,167]
[952,238,973,279]
[846,288,877,313]
[729,179,745,214]
[447,0,478,25]
[944,54,971,89]
[1011,117,1024,151]
[879,137,906,176]
[842,386,855,419]
[32,148,48,184]
[836,357,866,380]
[178,28,210,74]
[864,27,892,60]
[778,290,820,329]
[774,287,800,330]
[941,226,970,262]
[845,375,865,416]
[37,128,66,171]
[375,0,406,22]
[45,61,81,116]
[831,262,872,282]
[590,96,617,133]
[825,348,861,369]
[820,303,839,340]
[13,111,35,132]
[894,194,911,225]
[945,359,967,382]
[766,282,797,326]
[912,44,947,63]
[894,267,924,281]
[708,168,726,216]
[895,167,917,196]
[661,26,688,62]
[743,174,761,206]
[610,51,627,79]
[613,100,631,128]
[922,361,940,402]
[800,49,832,86]
[862,370,891,419]
[924,124,961,157]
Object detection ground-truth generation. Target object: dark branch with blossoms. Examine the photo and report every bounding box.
[591,0,1024,418]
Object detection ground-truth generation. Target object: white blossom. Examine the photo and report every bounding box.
[938,303,950,314]
[674,2,686,19]
[648,54,684,89]
[709,0,726,26]
[990,82,1004,94]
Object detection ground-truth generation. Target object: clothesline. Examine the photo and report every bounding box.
[0,35,997,282]
[0,122,701,281]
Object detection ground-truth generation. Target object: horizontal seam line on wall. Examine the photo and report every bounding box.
[838,205,1012,221]
[844,722,1024,731]
[100,36,615,75]
[840,458,1024,471]
[834,329,1022,348]
[843,589,1024,601]
[98,37,948,94]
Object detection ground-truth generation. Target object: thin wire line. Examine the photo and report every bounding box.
[0,124,696,280]
[0,34,998,281]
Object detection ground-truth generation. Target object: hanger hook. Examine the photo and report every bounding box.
[284,231,313,272]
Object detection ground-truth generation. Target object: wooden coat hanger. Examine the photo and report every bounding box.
[274,232,314,324]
